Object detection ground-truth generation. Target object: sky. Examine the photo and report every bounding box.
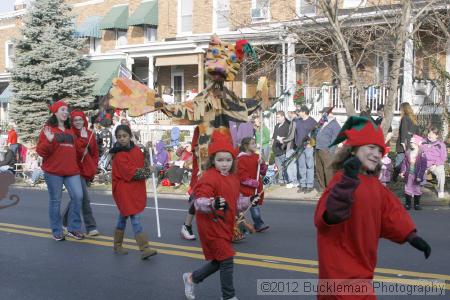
[0,0,15,14]
[0,1,32,14]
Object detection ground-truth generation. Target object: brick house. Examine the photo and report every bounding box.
[0,0,449,132]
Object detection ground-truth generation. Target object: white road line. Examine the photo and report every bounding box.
[91,202,188,212]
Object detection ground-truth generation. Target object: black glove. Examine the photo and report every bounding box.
[213,197,228,211]
[343,156,362,179]
[408,236,431,259]
[250,195,260,207]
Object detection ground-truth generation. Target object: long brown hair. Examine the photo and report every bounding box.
[205,152,237,173]
[400,102,417,125]
[331,145,381,177]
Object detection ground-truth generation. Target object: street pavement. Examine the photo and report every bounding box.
[0,187,449,300]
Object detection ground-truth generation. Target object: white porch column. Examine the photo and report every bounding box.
[446,41,450,100]
[147,55,154,89]
[126,57,134,78]
[402,22,414,104]
[147,55,155,125]
[287,35,297,108]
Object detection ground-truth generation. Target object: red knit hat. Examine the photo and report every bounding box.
[70,110,88,128]
[330,116,387,155]
[48,100,68,114]
[208,130,237,158]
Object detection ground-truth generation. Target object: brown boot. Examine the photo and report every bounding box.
[135,232,157,259]
[113,229,128,255]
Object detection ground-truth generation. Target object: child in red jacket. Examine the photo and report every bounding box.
[237,137,269,232]
[315,117,431,300]
[110,125,157,260]
[183,131,258,300]
[62,110,100,236]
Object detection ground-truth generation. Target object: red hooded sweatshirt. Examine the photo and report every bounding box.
[36,126,80,176]
[71,110,99,180]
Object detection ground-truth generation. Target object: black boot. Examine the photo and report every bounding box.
[414,195,422,210]
[404,194,412,210]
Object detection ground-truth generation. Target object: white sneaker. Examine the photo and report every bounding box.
[286,183,296,189]
[183,273,195,300]
[438,192,445,199]
[181,225,196,240]
[87,229,100,236]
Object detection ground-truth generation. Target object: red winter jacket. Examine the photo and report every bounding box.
[7,129,17,145]
[112,145,147,217]
[237,152,264,205]
[74,130,99,180]
[36,127,80,176]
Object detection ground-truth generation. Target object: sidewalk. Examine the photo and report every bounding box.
[13,180,450,207]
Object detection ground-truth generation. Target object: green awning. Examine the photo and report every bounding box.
[100,5,129,30]
[128,1,158,26]
[0,85,12,103]
[75,16,102,38]
[87,60,123,96]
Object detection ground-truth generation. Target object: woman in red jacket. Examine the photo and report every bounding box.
[237,137,269,232]
[315,116,431,300]
[36,100,84,241]
[62,110,100,236]
[110,125,157,260]
[183,131,258,300]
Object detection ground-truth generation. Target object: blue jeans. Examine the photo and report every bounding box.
[10,143,19,157]
[298,147,315,188]
[395,153,405,169]
[31,168,43,183]
[250,206,265,229]
[285,149,298,184]
[274,154,287,183]
[116,213,143,235]
[44,172,83,235]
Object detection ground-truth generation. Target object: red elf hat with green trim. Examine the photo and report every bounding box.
[329,116,387,155]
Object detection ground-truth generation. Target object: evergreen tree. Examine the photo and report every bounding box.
[10,0,96,143]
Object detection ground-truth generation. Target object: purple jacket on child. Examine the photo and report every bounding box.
[401,150,428,196]
[421,139,447,168]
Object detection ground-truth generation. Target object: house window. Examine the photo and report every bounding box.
[178,0,192,34]
[297,0,316,16]
[251,0,270,22]
[144,26,157,43]
[342,0,367,8]
[116,30,127,47]
[213,0,230,32]
[5,42,14,69]
[89,37,101,55]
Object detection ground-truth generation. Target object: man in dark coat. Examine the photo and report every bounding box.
[272,111,290,184]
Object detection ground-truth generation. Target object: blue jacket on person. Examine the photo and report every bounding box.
[315,118,341,153]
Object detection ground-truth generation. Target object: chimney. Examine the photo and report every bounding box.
[14,0,27,11]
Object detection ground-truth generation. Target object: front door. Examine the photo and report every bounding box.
[171,70,184,103]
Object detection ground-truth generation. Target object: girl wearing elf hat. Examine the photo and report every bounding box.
[36,100,84,241]
[183,130,258,300]
[314,116,431,300]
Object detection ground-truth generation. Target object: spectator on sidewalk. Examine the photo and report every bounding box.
[7,124,19,158]
[0,145,15,174]
[253,116,270,162]
[422,126,447,199]
[314,108,341,192]
[272,111,290,184]
[24,151,44,185]
[295,106,317,193]
[283,107,299,188]
[393,102,418,181]
[375,104,393,144]
[229,119,254,148]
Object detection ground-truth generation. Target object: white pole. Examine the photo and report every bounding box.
[255,109,263,195]
[148,146,161,238]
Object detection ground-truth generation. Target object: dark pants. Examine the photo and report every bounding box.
[192,257,235,299]
[315,149,334,191]
[63,177,97,232]
[392,152,405,181]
